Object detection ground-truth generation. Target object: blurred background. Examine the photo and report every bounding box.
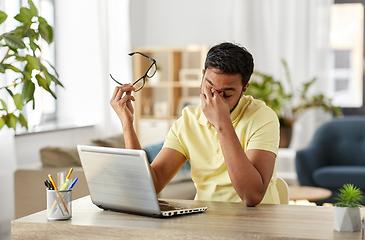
[1,0,364,238]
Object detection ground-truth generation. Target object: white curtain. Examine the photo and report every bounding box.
[97,0,132,136]
[55,0,132,137]
[232,0,334,149]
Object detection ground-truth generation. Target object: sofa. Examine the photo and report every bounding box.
[14,134,195,219]
[295,117,365,205]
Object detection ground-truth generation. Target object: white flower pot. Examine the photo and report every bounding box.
[334,206,361,232]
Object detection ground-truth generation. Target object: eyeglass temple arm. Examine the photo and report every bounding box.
[129,51,156,62]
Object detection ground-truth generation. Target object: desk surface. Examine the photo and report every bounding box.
[12,196,363,240]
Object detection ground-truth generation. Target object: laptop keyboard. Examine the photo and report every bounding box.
[159,201,186,211]
[159,203,186,211]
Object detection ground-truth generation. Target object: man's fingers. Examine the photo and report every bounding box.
[111,84,135,101]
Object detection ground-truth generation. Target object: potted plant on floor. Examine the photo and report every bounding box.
[333,183,363,232]
[245,59,342,147]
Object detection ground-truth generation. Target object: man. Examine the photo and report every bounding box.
[110,42,280,206]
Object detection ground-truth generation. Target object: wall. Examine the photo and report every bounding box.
[14,126,98,167]
[129,0,335,150]
[130,0,236,49]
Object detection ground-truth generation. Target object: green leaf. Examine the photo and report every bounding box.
[0,11,7,25]
[29,40,40,52]
[0,117,5,130]
[25,55,40,70]
[3,34,26,49]
[38,17,53,44]
[6,88,13,97]
[21,80,35,104]
[43,69,63,87]
[7,64,21,73]
[28,0,39,17]
[6,113,18,130]
[18,113,28,129]
[0,63,7,73]
[14,7,33,24]
[36,74,56,99]
[0,99,8,112]
[13,94,23,110]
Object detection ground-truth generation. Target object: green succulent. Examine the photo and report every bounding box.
[335,184,364,208]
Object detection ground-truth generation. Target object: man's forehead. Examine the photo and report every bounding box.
[205,78,237,92]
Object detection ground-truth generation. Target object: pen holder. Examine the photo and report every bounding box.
[47,189,72,220]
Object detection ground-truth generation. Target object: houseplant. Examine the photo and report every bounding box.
[333,183,363,232]
[245,59,342,147]
[0,0,62,131]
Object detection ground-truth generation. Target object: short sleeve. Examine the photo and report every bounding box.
[163,117,188,158]
[246,107,280,155]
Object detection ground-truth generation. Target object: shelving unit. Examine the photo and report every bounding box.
[132,45,209,146]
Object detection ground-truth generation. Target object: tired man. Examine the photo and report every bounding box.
[110,42,280,206]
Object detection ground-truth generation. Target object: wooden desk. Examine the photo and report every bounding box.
[12,196,363,240]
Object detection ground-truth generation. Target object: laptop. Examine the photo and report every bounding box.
[77,145,208,217]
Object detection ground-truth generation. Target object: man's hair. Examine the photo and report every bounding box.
[204,42,254,86]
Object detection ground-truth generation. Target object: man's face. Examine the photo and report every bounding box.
[202,68,248,112]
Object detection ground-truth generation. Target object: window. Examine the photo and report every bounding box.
[332,0,365,114]
[2,0,56,131]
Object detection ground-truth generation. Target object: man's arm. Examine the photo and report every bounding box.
[201,87,276,206]
[216,121,276,206]
[110,84,141,149]
[149,147,187,193]
[110,84,186,192]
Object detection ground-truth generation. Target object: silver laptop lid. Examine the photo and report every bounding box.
[77,145,161,216]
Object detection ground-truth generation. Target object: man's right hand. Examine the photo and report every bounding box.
[110,84,136,127]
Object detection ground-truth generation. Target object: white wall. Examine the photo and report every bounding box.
[130,0,236,49]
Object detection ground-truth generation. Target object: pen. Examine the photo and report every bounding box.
[68,177,78,190]
[48,174,69,214]
[44,180,51,189]
[66,168,73,180]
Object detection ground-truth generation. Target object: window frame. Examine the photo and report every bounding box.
[335,0,365,115]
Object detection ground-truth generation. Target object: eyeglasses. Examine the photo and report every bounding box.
[110,51,157,92]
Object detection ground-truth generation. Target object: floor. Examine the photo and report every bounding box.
[0,170,14,240]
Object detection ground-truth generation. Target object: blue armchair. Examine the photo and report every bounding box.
[295,117,365,205]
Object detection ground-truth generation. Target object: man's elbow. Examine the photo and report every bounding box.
[242,193,264,207]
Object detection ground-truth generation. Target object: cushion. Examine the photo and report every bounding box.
[91,134,125,148]
[144,141,191,183]
[313,166,365,188]
[40,134,125,167]
[40,147,81,167]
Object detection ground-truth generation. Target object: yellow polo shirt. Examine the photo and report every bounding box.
[163,95,280,204]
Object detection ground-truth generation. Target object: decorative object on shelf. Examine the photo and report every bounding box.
[176,96,201,116]
[153,101,168,117]
[245,59,342,148]
[333,183,363,232]
[0,0,62,131]
[179,68,201,83]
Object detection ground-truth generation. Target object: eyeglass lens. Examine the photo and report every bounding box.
[146,63,157,78]
[133,77,145,92]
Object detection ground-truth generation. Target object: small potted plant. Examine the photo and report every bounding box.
[333,183,363,232]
